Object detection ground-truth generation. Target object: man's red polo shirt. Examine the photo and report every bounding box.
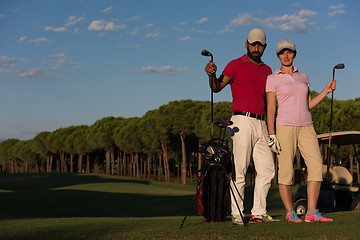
[222,54,272,115]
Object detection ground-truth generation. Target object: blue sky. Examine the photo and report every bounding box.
[0,0,359,140]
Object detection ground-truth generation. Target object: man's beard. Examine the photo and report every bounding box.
[247,49,262,63]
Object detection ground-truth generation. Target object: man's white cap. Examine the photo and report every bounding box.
[277,39,296,54]
[247,28,266,45]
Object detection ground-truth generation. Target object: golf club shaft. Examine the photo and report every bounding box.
[201,49,214,142]
[327,67,337,172]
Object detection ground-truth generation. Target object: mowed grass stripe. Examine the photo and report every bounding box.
[52,182,195,196]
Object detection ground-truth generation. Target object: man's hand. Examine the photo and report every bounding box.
[205,61,217,77]
[268,134,281,154]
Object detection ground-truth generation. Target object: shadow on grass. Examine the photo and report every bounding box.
[0,173,284,220]
[0,173,196,219]
[0,173,150,191]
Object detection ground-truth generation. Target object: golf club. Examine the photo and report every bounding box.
[327,63,345,172]
[201,49,213,62]
[201,49,214,141]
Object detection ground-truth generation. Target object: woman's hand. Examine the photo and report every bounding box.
[325,79,336,93]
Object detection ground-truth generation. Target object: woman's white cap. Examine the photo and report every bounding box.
[277,39,296,53]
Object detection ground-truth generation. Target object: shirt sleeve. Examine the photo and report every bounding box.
[222,60,235,84]
[266,75,276,93]
[305,73,310,88]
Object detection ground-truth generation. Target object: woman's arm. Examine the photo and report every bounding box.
[308,79,336,110]
[266,92,277,135]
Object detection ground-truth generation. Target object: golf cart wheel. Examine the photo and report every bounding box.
[351,192,360,211]
[294,199,307,216]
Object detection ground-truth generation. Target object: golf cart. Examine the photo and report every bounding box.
[293,131,360,215]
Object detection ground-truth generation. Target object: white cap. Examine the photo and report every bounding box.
[277,39,296,54]
[247,28,266,45]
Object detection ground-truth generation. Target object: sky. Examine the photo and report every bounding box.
[1,0,359,141]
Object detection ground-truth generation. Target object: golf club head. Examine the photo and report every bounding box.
[215,118,233,128]
[334,63,345,69]
[206,146,215,155]
[332,63,345,79]
[201,49,213,62]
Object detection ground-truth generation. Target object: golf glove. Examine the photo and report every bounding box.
[268,134,281,154]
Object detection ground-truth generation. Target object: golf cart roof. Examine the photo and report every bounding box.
[317,131,360,145]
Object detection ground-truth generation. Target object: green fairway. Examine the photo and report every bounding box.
[0,173,359,240]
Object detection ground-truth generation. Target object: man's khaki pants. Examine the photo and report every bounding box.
[228,115,275,216]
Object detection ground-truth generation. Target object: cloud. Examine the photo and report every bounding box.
[0,56,17,78]
[137,66,189,75]
[42,16,83,34]
[325,22,336,29]
[130,28,139,35]
[130,23,153,36]
[16,68,42,78]
[29,37,49,43]
[88,20,126,31]
[0,14,6,19]
[18,36,27,42]
[50,58,79,70]
[0,56,16,68]
[65,16,84,27]
[0,56,16,77]
[127,15,141,22]
[0,53,79,80]
[329,4,345,10]
[0,69,10,75]
[328,4,346,16]
[217,28,234,34]
[51,53,65,57]
[229,9,317,33]
[328,9,346,16]
[273,10,317,33]
[43,54,79,70]
[196,17,209,24]
[145,32,159,38]
[181,36,190,41]
[45,26,67,32]
[88,20,114,31]
[230,13,258,26]
[101,6,112,13]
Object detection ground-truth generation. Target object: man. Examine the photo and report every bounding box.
[204,28,277,225]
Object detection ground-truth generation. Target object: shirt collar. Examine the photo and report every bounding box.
[275,66,299,75]
[240,54,265,66]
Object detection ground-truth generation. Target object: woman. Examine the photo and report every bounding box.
[266,39,335,222]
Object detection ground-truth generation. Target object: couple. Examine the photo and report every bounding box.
[204,28,335,225]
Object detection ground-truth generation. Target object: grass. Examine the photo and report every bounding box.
[0,173,359,240]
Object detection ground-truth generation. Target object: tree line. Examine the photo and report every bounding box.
[1,94,359,184]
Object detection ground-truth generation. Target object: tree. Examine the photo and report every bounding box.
[32,131,51,172]
[88,117,123,175]
[64,125,89,173]
[13,140,41,173]
[114,117,143,178]
[0,139,20,173]
[73,125,91,173]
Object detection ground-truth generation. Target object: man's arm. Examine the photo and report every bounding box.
[205,61,231,92]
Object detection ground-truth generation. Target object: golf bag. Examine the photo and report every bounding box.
[179,50,247,229]
[197,138,231,222]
